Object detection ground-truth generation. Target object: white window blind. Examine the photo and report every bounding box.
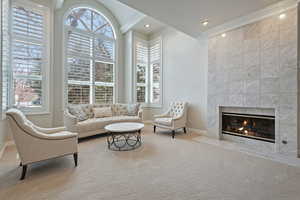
[134,36,162,106]
[135,40,148,103]
[65,8,115,105]
[11,2,49,111]
[150,39,162,104]
[1,0,10,113]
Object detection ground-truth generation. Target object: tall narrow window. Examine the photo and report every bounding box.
[135,39,148,103]
[134,36,162,106]
[65,8,115,105]
[150,39,161,104]
[11,2,49,112]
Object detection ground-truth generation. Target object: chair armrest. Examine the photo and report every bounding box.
[34,126,66,134]
[154,113,170,118]
[46,131,78,140]
[64,110,78,132]
[173,114,184,121]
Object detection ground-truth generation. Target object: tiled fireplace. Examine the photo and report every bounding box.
[207,7,299,157]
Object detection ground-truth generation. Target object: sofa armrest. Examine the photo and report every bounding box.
[64,110,78,132]
[138,107,143,120]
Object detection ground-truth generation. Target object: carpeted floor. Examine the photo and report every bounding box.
[1,125,300,200]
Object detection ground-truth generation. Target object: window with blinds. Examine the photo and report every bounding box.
[65,8,115,105]
[1,0,10,114]
[11,2,49,110]
[150,39,161,104]
[134,36,162,106]
[135,40,148,103]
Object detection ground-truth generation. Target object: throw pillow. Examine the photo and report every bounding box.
[93,107,112,118]
[68,105,89,121]
[127,104,140,116]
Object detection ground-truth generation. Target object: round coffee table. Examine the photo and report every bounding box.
[105,122,144,151]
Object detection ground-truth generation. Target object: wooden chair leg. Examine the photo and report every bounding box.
[183,127,187,134]
[20,165,27,180]
[154,125,156,133]
[73,153,78,167]
[172,130,175,139]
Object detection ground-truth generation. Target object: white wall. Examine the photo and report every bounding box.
[145,28,208,130]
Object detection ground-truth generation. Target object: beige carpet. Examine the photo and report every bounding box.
[1,125,300,200]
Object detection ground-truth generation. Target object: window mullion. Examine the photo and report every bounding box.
[90,37,94,104]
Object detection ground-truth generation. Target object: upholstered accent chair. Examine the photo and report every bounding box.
[6,109,78,180]
[153,102,188,138]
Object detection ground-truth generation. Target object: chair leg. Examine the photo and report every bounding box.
[73,153,78,167]
[19,162,22,166]
[154,125,156,133]
[172,130,175,139]
[183,127,187,134]
[20,165,27,180]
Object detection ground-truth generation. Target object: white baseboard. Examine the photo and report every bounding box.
[0,140,15,159]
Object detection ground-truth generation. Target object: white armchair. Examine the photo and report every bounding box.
[153,102,188,138]
[6,109,78,180]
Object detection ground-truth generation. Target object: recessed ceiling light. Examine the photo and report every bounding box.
[279,13,286,19]
[144,24,150,28]
[221,33,226,38]
[202,20,209,26]
[37,4,44,8]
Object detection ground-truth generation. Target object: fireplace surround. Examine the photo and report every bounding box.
[207,7,298,157]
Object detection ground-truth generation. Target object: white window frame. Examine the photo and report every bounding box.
[9,0,50,114]
[63,7,116,106]
[134,37,149,104]
[133,35,163,108]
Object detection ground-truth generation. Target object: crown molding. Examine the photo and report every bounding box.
[202,0,298,38]
[120,14,146,34]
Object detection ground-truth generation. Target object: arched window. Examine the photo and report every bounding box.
[65,7,116,104]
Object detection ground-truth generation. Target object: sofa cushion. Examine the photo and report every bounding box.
[93,107,112,118]
[127,104,140,116]
[154,118,173,126]
[68,105,89,121]
[91,104,111,117]
[112,104,128,116]
[76,116,141,133]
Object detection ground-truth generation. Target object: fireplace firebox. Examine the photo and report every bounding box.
[222,112,275,143]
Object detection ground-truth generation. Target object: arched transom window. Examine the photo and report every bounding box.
[65,7,116,105]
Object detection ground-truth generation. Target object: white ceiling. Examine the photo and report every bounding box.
[96,0,165,35]
[116,0,287,37]
[132,16,165,35]
[96,0,143,27]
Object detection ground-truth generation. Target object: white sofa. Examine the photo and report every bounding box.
[64,104,143,138]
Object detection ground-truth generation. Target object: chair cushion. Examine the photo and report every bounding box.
[76,116,141,133]
[154,118,173,126]
[93,107,112,118]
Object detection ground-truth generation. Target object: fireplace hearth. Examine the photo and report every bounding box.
[222,112,275,143]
